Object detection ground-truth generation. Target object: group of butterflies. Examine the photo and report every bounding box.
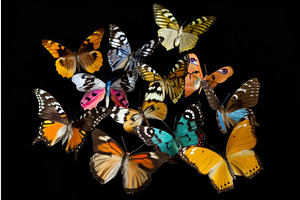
[34,3,262,194]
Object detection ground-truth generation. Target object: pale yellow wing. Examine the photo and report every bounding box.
[158,28,179,51]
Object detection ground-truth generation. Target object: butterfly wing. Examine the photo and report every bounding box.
[90,129,124,184]
[123,151,169,194]
[67,107,112,159]
[226,116,262,178]
[138,37,164,58]
[175,101,205,147]
[201,80,229,133]
[180,16,217,52]
[42,39,76,78]
[137,63,164,102]
[108,24,132,71]
[142,101,167,121]
[110,107,142,134]
[153,4,179,29]
[180,146,234,193]
[166,55,189,103]
[184,53,203,97]
[203,66,234,89]
[134,126,179,160]
[33,88,69,146]
[110,90,129,108]
[77,28,104,74]
[226,78,260,126]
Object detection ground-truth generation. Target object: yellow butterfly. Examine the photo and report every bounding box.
[42,28,104,78]
[137,55,189,104]
[179,116,262,193]
[153,4,216,53]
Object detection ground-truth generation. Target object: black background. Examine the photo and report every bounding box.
[2,0,299,199]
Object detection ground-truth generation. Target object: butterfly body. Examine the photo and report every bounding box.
[42,28,104,78]
[90,129,168,194]
[180,116,262,193]
[134,102,204,161]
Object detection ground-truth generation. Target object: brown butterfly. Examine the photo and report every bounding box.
[42,28,105,78]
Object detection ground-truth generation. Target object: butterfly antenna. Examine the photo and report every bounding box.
[173,116,178,131]
[210,145,223,156]
[121,136,128,153]
[222,93,231,105]
[161,120,172,133]
[71,107,83,122]
[130,143,147,154]
[204,63,208,76]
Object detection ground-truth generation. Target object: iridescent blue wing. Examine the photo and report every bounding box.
[133,126,180,161]
[175,101,205,147]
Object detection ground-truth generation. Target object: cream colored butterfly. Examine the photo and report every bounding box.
[153,4,217,53]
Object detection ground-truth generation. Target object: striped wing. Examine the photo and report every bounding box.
[166,55,189,103]
[183,16,217,35]
[71,73,106,92]
[153,4,179,29]
[123,152,168,194]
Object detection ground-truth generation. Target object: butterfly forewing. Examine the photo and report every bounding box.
[226,78,260,113]
[110,70,138,92]
[153,4,179,29]
[201,80,220,110]
[71,73,106,92]
[183,16,217,35]
[34,88,68,124]
[78,28,105,54]
[139,37,164,57]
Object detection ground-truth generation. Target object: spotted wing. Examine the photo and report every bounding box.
[203,66,234,89]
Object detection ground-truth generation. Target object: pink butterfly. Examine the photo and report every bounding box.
[71,71,138,110]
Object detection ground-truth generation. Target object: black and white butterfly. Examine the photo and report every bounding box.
[107,24,163,71]
[71,71,138,110]
[201,78,260,134]
[33,88,111,159]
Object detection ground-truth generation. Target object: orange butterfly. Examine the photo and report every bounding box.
[90,128,169,194]
[42,28,104,78]
[184,53,233,97]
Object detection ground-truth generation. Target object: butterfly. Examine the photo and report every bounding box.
[89,128,169,194]
[108,24,163,71]
[153,4,216,53]
[33,88,111,159]
[179,115,262,193]
[137,55,189,104]
[42,28,104,78]
[133,102,204,162]
[202,78,260,134]
[184,53,233,97]
[110,101,167,134]
[71,71,138,110]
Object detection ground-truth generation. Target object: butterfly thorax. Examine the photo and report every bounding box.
[105,81,112,108]
[73,52,81,71]
[219,106,230,128]
[138,107,150,127]
[174,26,183,47]
[61,123,73,145]
[223,155,236,180]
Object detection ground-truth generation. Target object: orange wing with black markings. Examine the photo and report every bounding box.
[203,66,234,89]
[42,28,104,78]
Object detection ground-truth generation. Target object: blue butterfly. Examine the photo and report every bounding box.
[201,78,260,134]
[133,102,205,162]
